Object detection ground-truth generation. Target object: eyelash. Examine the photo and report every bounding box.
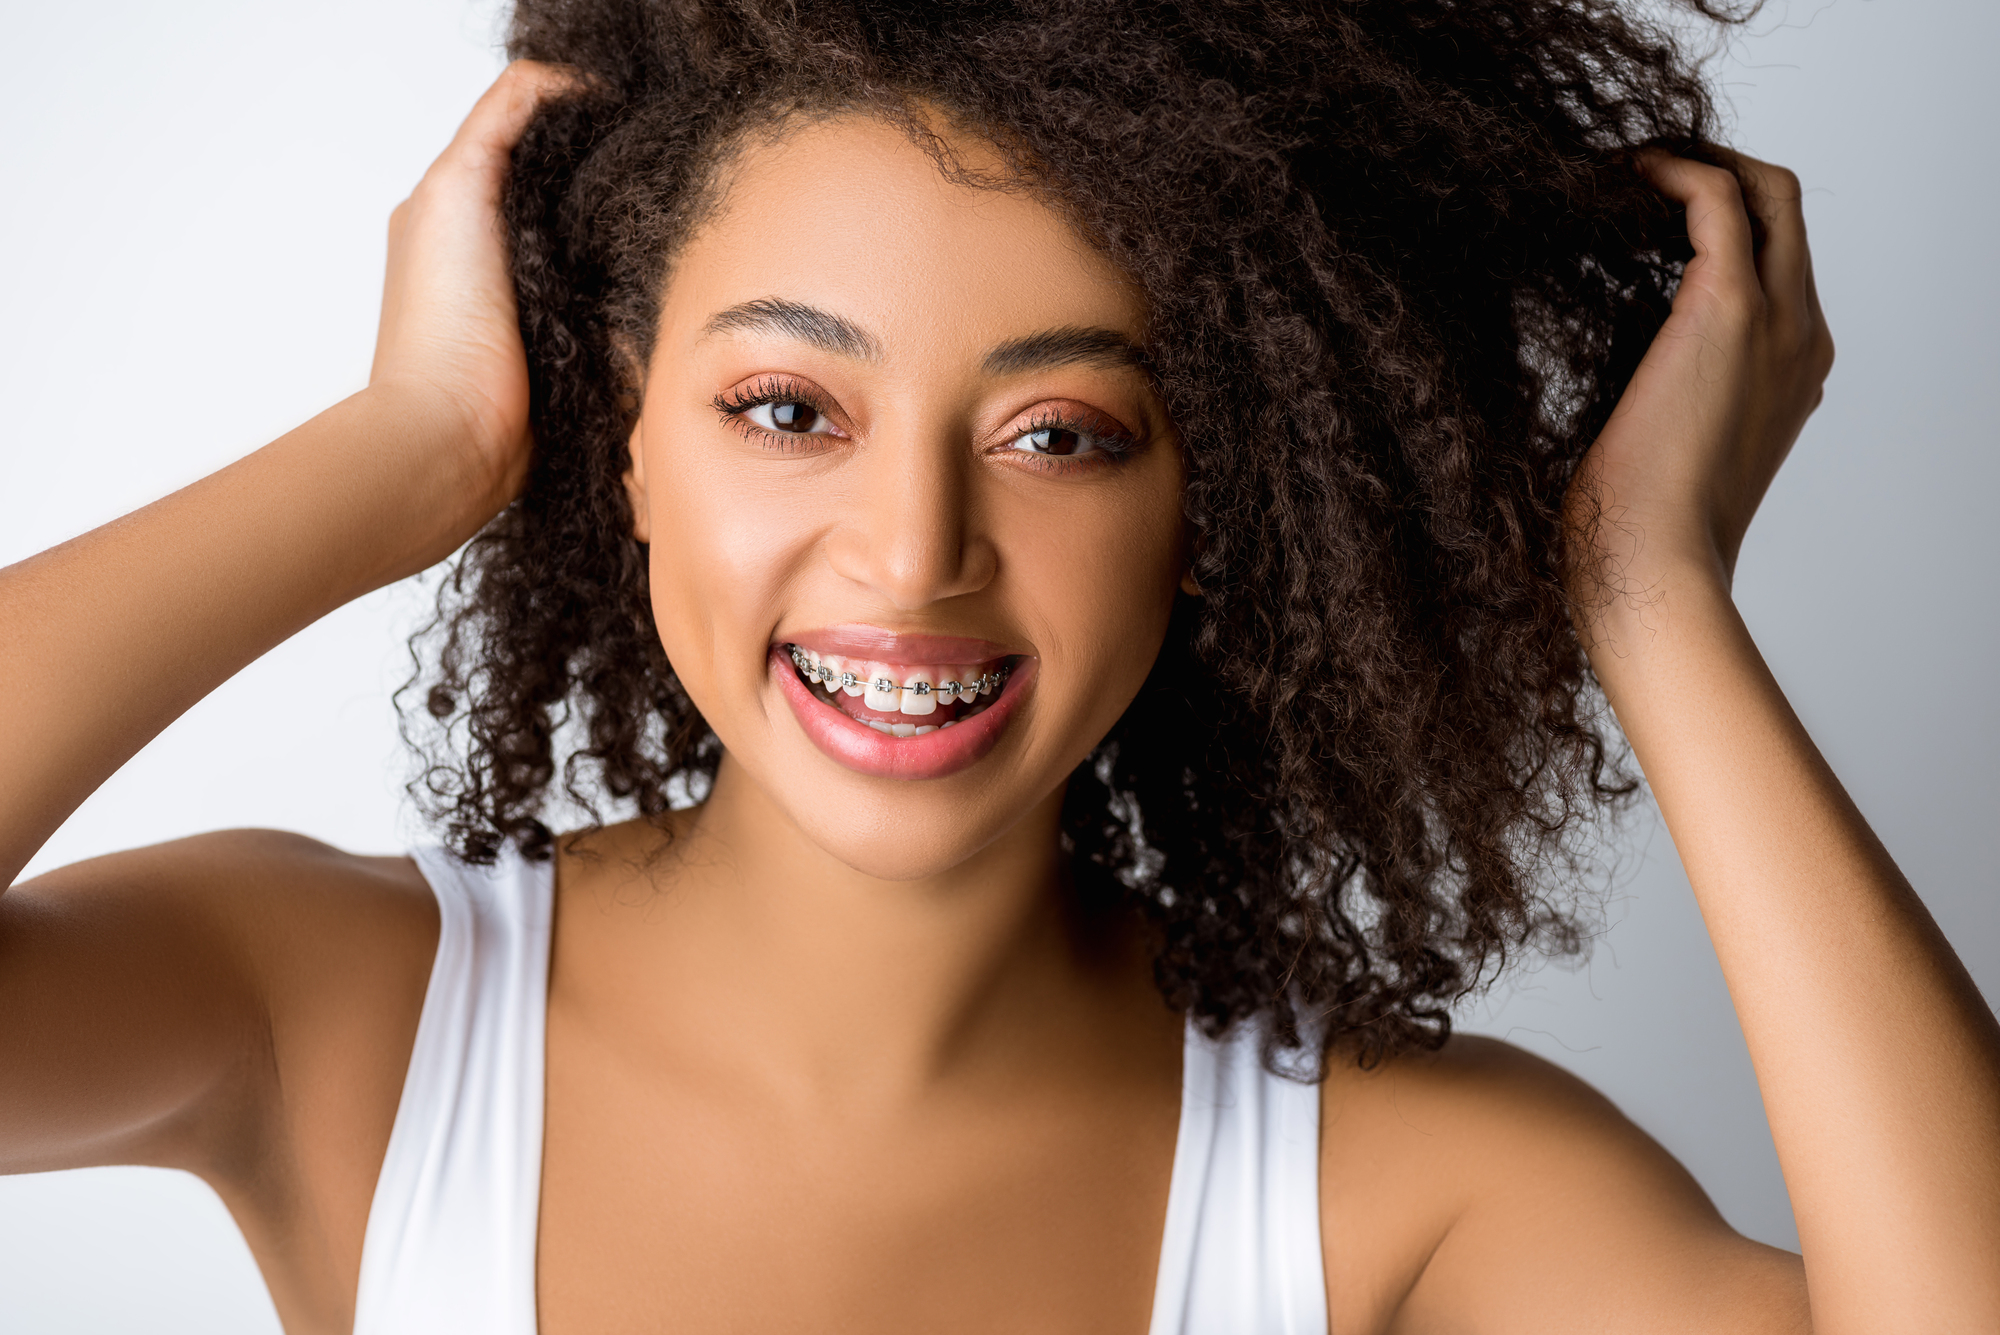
[713,375,840,451]
[1006,409,1139,474]
[712,376,1139,471]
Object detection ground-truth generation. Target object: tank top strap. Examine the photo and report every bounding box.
[352,846,553,1335]
[1147,1016,1329,1335]
[352,850,1327,1333]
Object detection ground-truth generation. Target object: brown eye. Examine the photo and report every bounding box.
[770,401,816,432]
[746,400,833,435]
[1013,426,1087,456]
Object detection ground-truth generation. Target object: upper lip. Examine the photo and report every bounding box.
[782,624,1020,665]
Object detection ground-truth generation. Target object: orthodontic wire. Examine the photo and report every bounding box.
[787,644,1007,701]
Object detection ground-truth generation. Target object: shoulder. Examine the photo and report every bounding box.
[14,825,432,903]
[1318,1034,1809,1335]
[11,827,438,991]
[2,830,438,1175]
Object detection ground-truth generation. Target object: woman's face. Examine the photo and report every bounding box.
[626,111,1186,882]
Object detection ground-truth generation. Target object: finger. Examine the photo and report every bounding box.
[1637,151,1761,309]
[1795,231,1834,378]
[439,60,587,193]
[1727,151,1814,323]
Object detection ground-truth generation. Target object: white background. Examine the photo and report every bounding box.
[1,0,1994,1328]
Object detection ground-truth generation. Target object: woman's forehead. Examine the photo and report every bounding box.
[656,111,1146,367]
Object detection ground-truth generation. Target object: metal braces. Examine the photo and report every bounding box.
[788,644,1007,701]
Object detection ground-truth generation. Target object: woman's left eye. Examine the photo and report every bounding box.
[745,400,835,435]
[1008,424,1121,459]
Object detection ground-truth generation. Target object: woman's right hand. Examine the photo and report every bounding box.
[0,65,592,1245]
[369,60,577,509]
[0,60,583,889]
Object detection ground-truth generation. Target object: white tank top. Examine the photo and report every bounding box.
[352,847,1328,1334]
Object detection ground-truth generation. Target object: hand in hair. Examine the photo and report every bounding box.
[1562,152,1999,1332]
[1566,152,1836,597]
[370,59,581,505]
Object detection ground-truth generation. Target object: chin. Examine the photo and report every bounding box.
[785,800,1017,884]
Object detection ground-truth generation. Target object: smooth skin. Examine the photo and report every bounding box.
[1,61,1995,1335]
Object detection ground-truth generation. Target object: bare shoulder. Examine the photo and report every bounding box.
[1319,1034,1809,1335]
[8,828,437,1031]
[11,825,431,915]
[1,830,437,1179]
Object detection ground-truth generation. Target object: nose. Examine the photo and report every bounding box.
[824,427,997,610]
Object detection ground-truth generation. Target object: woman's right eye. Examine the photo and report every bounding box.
[744,400,834,435]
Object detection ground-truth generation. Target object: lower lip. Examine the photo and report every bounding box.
[771,647,1036,781]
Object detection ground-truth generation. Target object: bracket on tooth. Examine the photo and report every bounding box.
[788,646,1007,702]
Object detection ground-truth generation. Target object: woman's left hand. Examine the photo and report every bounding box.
[1554,148,2000,1335]
[1566,152,1836,597]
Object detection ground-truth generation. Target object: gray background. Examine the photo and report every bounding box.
[0,0,1992,1328]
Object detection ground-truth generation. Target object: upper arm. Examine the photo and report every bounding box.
[0,831,434,1183]
[1320,1035,1810,1335]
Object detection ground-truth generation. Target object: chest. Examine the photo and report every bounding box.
[534,1010,1181,1335]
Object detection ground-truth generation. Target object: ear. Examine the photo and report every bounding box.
[1178,522,1202,596]
[623,419,652,543]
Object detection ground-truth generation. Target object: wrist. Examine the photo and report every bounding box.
[360,374,526,500]
[1568,542,1740,691]
[1563,483,1733,619]
[293,385,520,592]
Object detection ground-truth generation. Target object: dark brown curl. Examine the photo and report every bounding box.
[405,0,1756,1070]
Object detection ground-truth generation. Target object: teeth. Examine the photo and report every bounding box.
[866,719,893,734]
[864,671,900,711]
[789,646,1011,725]
[914,725,937,735]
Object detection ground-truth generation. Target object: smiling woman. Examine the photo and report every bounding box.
[625,112,1182,828]
[2,1,1998,1334]
[417,4,1673,1062]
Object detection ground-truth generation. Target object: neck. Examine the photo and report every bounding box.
[558,754,1159,1110]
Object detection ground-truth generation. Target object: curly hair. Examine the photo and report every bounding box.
[406,0,1754,1068]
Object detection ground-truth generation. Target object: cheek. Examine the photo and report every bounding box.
[1003,465,1186,704]
[639,428,822,699]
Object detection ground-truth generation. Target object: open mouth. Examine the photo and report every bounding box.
[783,644,1017,737]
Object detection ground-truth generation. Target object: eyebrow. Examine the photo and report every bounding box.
[702,298,882,360]
[700,298,1148,377]
[981,326,1150,377]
